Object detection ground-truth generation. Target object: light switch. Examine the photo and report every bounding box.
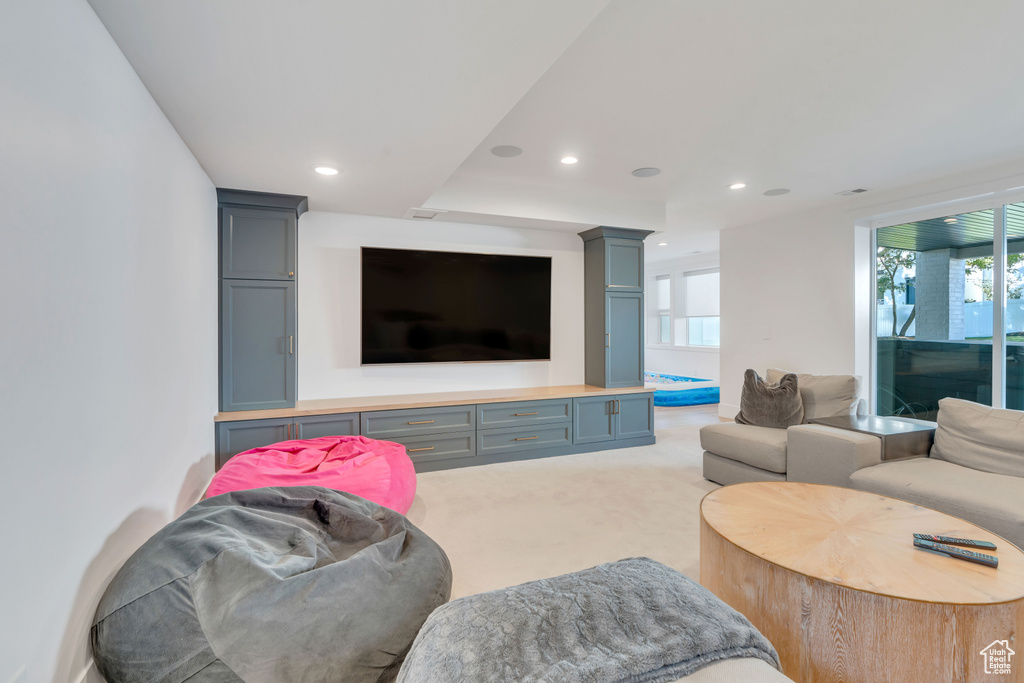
[760,325,771,340]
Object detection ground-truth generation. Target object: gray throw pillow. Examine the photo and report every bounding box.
[735,369,804,429]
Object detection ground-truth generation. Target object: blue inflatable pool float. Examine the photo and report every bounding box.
[645,372,720,406]
[653,386,720,406]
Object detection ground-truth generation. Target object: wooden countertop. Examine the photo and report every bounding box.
[700,481,1024,605]
[215,384,654,422]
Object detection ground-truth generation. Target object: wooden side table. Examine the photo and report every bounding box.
[807,414,934,461]
[700,482,1024,683]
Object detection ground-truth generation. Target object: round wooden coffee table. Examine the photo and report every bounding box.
[700,482,1024,683]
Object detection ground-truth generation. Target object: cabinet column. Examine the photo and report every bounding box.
[218,189,308,412]
[579,226,654,388]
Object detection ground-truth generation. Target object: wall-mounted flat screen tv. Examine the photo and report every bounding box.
[361,247,551,364]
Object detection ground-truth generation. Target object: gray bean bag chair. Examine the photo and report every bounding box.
[91,486,452,683]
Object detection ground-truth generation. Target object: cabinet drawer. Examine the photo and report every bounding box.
[388,432,475,464]
[296,413,359,439]
[361,405,475,439]
[478,424,572,456]
[477,399,572,430]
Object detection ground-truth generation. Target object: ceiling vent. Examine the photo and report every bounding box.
[404,207,448,220]
[837,188,869,196]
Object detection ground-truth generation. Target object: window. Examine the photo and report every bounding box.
[656,275,671,343]
[648,267,720,347]
[682,270,720,347]
[874,202,1024,418]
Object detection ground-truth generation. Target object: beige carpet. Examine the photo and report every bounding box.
[407,404,724,599]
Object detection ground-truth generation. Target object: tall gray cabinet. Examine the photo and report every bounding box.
[218,189,308,412]
[579,227,654,388]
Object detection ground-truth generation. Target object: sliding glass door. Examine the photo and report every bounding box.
[1004,202,1024,409]
[875,209,993,419]
[875,201,1024,418]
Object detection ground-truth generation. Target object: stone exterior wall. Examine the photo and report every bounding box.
[915,249,966,340]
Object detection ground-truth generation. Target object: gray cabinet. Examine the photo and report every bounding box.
[606,292,643,387]
[215,412,358,469]
[580,227,653,388]
[296,413,359,440]
[361,405,476,466]
[220,206,296,280]
[603,237,644,290]
[214,391,653,472]
[215,417,291,469]
[220,280,296,412]
[572,393,654,444]
[217,189,307,412]
[616,393,655,440]
[573,396,616,444]
[476,399,573,457]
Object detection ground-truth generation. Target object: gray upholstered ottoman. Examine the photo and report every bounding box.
[91,486,452,682]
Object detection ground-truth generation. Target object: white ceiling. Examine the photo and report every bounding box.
[88,0,1024,257]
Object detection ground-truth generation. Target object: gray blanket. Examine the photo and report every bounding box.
[398,558,779,683]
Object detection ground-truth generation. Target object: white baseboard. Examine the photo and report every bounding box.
[718,403,738,420]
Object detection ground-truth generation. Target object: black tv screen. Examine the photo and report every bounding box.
[361,247,552,364]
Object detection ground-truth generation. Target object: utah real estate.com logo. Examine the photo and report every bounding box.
[980,640,1015,676]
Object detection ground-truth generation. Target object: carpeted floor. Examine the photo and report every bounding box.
[407,404,725,600]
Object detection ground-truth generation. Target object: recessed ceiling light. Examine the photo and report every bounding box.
[561,156,579,165]
[632,167,661,178]
[657,242,669,246]
[729,182,746,190]
[314,166,339,176]
[944,217,957,223]
[763,188,790,196]
[491,145,523,157]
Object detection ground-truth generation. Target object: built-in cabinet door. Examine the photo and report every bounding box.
[295,413,358,439]
[573,396,616,444]
[215,417,291,469]
[220,279,296,412]
[220,207,296,280]
[616,394,654,440]
[604,237,644,291]
[606,292,643,387]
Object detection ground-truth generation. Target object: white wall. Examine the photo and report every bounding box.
[644,252,721,382]
[0,1,217,681]
[718,208,859,416]
[298,212,584,398]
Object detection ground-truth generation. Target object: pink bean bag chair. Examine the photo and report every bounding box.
[206,435,416,514]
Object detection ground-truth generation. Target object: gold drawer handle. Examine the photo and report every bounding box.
[408,446,435,452]
[514,436,538,441]
[407,420,435,425]
[513,412,538,416]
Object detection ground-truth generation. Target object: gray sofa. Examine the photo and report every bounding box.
[700,370,867,486]
[821,397,1024,550]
